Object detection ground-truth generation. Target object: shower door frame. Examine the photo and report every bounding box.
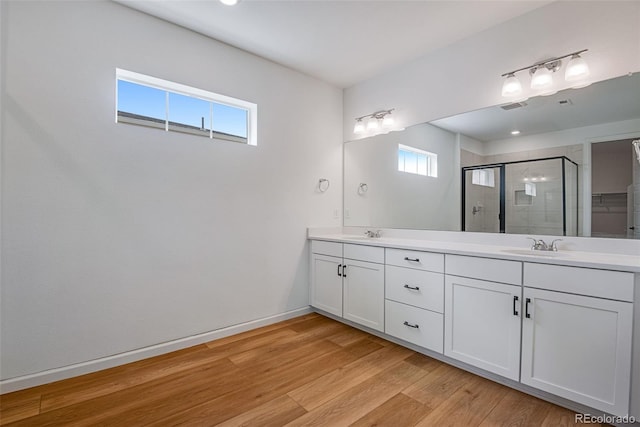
[461,156,578,235]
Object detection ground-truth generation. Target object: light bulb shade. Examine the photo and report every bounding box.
[530,67,554,92]
[382,114,394,126]
[353,120,365,134]
[501,74,522,97]
[565,54,590,82]
[366,117,379,130]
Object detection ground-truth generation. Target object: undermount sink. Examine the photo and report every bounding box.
[501,248,569,257]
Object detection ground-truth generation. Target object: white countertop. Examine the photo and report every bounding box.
[309,233,640,273]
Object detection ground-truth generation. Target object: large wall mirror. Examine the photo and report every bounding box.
[344,72,640,238]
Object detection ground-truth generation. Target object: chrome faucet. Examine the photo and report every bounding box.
[527,237,562,251]
[364,230,382,238]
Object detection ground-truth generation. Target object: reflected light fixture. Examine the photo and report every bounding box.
[353,118,365,134]
[220,0,238,5]
[511,130,521,135]
[501,49,589,98]
[353,109,395,134]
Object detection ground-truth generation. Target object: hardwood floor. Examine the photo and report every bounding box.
[0,313,603,426]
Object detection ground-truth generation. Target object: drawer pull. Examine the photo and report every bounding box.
[513,295,519,316]
[343,265,347,278]
[403,284,420,291]
[403,321,419,329]
[525,298,531,318]
[337,264,342,277]
[404,257,420,262]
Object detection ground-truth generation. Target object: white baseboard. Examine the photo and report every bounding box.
[0,306,312,394]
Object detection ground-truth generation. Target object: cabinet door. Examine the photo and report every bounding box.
[310,254,343,317]
[521,288,632,417]
[343,259,384,332]
[444,275,521,381]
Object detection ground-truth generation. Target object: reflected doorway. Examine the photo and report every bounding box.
[591,139,635,238]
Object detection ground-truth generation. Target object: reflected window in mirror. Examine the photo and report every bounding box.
[398,144,437,177]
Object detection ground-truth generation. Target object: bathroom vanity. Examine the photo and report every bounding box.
[308,228,640,421]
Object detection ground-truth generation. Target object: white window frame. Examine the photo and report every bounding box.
[398,144,437,177]
[115,68,257,146]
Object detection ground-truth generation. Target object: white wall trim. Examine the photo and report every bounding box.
[0,306,312,394]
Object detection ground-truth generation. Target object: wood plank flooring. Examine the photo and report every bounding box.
[0,313,603,426]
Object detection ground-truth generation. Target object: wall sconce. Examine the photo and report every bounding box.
[353,109,395,134]
[501,49,590,99]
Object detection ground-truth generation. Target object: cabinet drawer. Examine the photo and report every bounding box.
[385,266,444,313]
[385,248,444,273]
[523,263,634,302]
[311,240,342,257]
[344,244,384,264]
[385,300,443,353]
[446,254,521,285]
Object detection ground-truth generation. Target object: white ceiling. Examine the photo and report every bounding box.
[117,0,553,88]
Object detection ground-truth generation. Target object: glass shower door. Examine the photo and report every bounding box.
[504,158,564,235]
[463,166,502,233]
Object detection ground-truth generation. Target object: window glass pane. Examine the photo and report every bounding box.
[168,92,210,137]
[417,154,427,176]
[405,151,417,174]
[117,80,166,126]
[213,103,248,140]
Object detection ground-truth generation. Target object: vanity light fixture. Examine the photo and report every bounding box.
[353,109,395,134]
[501,49,589,98]
[565,53,590,83]
[501,74,522,97]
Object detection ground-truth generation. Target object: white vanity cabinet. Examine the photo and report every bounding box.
[310,241,344,316]
[384,249,444,353]
[308,235,640,419]
[444,255,523,381]
[310,241,385,332]
[521,263,634,417]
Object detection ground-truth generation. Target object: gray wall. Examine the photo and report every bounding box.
[1,1,342,381]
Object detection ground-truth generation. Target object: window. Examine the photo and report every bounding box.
[471,169,495,187]
[398,144,437,177]
[116,69,257,145]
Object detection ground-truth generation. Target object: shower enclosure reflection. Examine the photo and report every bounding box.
[462,157,578,236]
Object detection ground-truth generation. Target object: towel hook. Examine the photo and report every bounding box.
[358,183,368,195]
[317,178,330,193]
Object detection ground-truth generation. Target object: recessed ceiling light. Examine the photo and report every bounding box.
[220,0,238,5]
[511,130,521,135]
